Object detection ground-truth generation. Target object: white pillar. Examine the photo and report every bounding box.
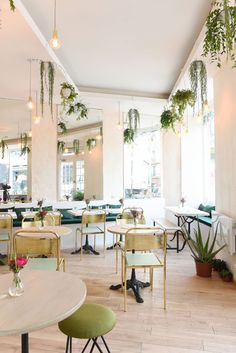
[31,107,57,202]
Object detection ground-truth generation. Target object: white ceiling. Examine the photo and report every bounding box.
[21,0,211,97]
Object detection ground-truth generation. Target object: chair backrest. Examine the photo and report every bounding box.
[13,229,61,269]
[81,210,106,225]
[120,208,146,224]
[124,227,166,252]
[0,213,13,232]
[50,212,61,225]
[22,219,42,228]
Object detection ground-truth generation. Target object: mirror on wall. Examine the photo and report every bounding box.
[123,113,161,199]
[57,107,103,201]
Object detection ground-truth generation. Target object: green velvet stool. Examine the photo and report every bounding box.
[58,303,116,353]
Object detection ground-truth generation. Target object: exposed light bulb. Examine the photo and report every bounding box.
[27,96,34,111]
[89,150,92,154]
[117,122,122,130]
[50,30,61,49]
[81,151,85,155]
[203,100,209,112]
[96,134,102,140]
[28,130,32,137]
[18,141,21,148]
[65,148,69,153]
[33,116,41,125]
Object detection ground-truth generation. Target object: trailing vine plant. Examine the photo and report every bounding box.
[60,81,88,121]
[40,61,55,118]
[123,108,140,144]
[86,138,96,151]
[124,128,135,144]
[189,60,208,113]
[20,133,30,156]
[203,0,236,68]
[67,102,88,120]
[9,0,15,11]
[0,139,8,159]
[160,89,195,132]
[58,121,67,134]
[57,140,66,154]
[73,139,80,154]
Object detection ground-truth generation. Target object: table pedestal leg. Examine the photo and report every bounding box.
[110,269,150,303]
[72,235,100,255]
[107,234,123,250]
[22,333,29,353]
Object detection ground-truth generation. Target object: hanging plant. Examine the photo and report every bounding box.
[189,60,208,113]
[60,82,78,106]
[58,121,67,134]
[40,61,55,118]
[127,109,140,132]
[171,89,195,118]
[203,0,236,68]
[124,128,135,144]
[20,133,30,156]
[73,139,80,154]
[67,102,88,120]
[0,139,8,159]
[160,109,180,131]
[86,138,96,151]
[9,0,15,11]
[57,140,66,154]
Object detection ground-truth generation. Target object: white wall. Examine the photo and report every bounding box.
[31,107,57,202]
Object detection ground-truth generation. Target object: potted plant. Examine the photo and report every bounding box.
[20,133,30,156]
[58,121,67,134]
[219,269,233,282]
[0,139,8,159]
[86,138,96,151]
[160,109,180,131]
[183,222,226,277]
[189,60,208,113]
[9,0,15,11]
[67,102,88,120]
[0,183,11,202]
[72,190,84,201]
[124,128,135,144]
[60,82,78,106]
[57,140,66,154]
[171,89,195,118]
[203,0,236,68]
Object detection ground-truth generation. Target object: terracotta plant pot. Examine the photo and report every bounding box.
[195,260,212,277]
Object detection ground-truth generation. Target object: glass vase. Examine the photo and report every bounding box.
[8,271,24,297]
[134,217,137,226]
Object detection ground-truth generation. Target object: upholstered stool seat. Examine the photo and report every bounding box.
[58,303,116,353]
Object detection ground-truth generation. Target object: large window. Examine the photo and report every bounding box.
[0,145,28,195]
[203,112,215,203]
[124,116,161,199]
[59,158,84,200]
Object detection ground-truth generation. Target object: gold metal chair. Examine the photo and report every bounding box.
[0,213,13,260]
[77,210,106,258]
[22,213,60,227]
[114,209,146,273]
[13,229,65,271]
[122,227,167,311]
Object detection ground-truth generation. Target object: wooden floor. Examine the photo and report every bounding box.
[0,243,236,353]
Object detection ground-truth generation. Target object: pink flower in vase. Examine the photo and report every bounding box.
[16,257,28,267]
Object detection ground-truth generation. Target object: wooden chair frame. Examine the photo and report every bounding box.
[122,227,167,311]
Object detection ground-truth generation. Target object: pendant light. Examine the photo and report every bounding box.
[49,0,61,49]
[33,91,41,125]
[28,111,32,137]
[117,101,122,130]
[27,59,34,111]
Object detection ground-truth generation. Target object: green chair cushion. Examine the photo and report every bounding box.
[78,226,103,234]
[24,258,58,271]
[15,207,27,221]
[57,208,74,220]
[107,204,120,209]
[0,233,10,241]
[126,252,161,267]
[34,206,53,211]
[196,216,212,227]
[91,205,106,209]
[0,207,15,212]
[58,303,116,339]
[198,204,215,217]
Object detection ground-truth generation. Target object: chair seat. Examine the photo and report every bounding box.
[0,234,10,241]
[58,303,116,339]
[78,226,103,234]
[126,252,162,267]
[24,258,59,271]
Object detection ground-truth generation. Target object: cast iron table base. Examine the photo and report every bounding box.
[71,234,100,255]
[110,269,150,303]
[106,234,123,250]
[22,333,29,353]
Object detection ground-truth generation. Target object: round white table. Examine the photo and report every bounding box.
[0,270,86,353]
